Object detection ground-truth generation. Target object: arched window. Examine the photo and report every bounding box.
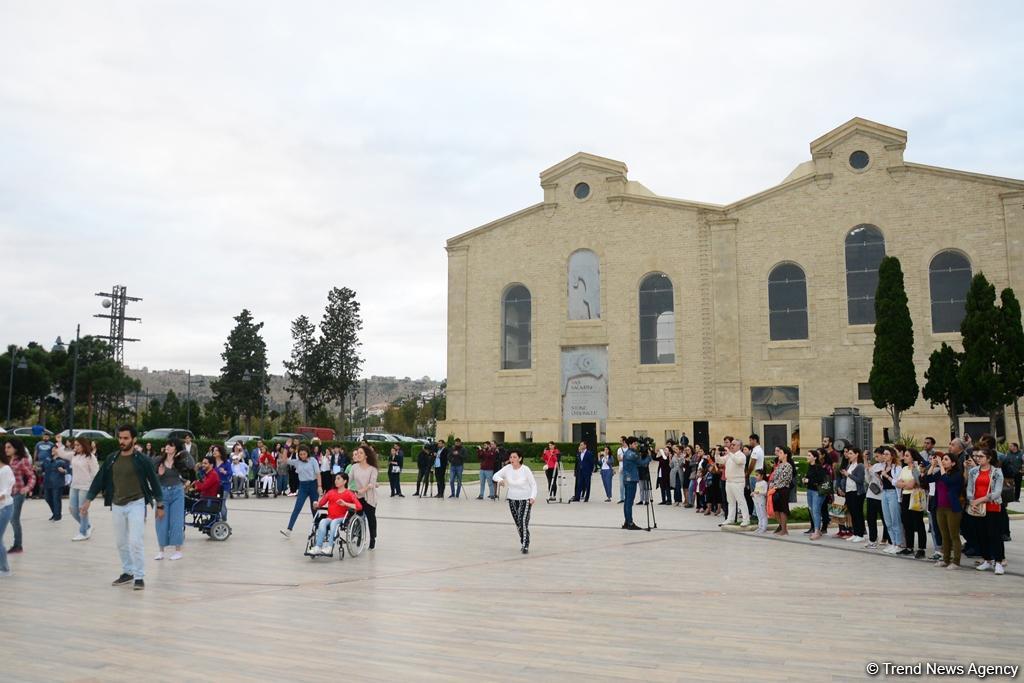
[845,224,886,325]
[568,249,601,320]
[929,251,972,333]
[639,273,675,364]
[502,285,531,369]
[768,263,809,340]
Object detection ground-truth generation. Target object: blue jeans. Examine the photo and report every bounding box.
[881,489,903,546]
[0,504,12,572]
[10,493,25,547]
[69,488,91,536]
[449,465,464,496]
[155,485,185,549]
[287,481,319,530]
[623,481,638,525]
[807,489,823,532]
[601,468,614,499]
[45,486,63,519]
[928,507,941,548]
[220,487,230,520]
[315,517,345,547]
[479,470,494,498]
[112,498,147,579]
[277,474,288,493]
[619,472,625,500]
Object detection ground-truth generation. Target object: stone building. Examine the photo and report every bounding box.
[438,118,1024,451]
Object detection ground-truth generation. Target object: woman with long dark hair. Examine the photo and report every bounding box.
[280,445,322,538]
[68,437,99,541]
[598,445,615,502]
[968,448,1006,574]
[770,447,794,535]
[804,449,827,540]
[152,438,194,561]
[349,445,379,549]
[3,438,34,555]
[897,448,927,558]
[925,452,964,568]
[0,444,15,575]
[839,447,867,542]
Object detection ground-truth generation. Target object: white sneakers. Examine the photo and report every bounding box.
[309,544,332,556]
[976,561,993,571]
[71,533,87,542]
[169,552,183,561]
[848,536,864,543]
[279,529,291,538]
[154,552,164,560]
[995,563,1005,575]
[883,545,900,555]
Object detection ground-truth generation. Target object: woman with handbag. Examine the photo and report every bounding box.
[864,448,887,550]
[896,448,927,558]
[770,447,795,535]
[878,447,904,555]
[967,449,1005,575]
[838,448,867,542]
[924,452,965,569]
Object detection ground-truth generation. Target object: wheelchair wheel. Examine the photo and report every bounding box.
[345,515,368,557]
[209,521,232,541]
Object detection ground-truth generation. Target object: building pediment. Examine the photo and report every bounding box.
[809,117,907,156]
[539,152,628,185]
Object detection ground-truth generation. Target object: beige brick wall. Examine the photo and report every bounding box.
[439,121,1024,449]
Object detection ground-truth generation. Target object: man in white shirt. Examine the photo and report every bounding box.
[717,438,751,527]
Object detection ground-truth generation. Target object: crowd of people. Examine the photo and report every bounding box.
[1,427,1018,581]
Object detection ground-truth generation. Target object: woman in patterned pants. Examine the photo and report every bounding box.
[492,450,538,554]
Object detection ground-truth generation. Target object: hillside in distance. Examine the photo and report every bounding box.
[125,367,442,413]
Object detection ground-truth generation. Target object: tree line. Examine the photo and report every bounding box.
[869,257,1024,441]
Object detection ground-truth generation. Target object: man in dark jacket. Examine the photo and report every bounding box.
[81,424,163,591]
[448,439,465,498]
[434,439,449,498]
[572,441,595,502]
[388,444,405,497]
[415,442,434,496]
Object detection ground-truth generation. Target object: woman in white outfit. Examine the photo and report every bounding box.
[492,450,537,554]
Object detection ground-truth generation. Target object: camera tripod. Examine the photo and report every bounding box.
[639,471,657,531]
[545,458,571,504]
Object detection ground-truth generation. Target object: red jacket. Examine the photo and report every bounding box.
[317,488,362,520]
[194,471,222,498]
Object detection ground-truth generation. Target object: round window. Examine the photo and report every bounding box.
[573,182,590,200]
[849,150,870,170]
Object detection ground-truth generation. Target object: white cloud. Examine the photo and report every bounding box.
[2,1,1022,377]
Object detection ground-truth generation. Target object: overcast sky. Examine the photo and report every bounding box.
[2,1,1022,379]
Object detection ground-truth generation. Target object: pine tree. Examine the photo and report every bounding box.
[922,343,964,439]
[959,274,1003,435]
[997,288,1024,442]
[210,309,270,433]
[868,256,918,439]
[283,315,329,420]
[319,287,363,431]
[162,390,182,426]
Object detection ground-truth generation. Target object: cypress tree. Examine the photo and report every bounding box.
[958,273,1002,435]
[922,343,964,438]
[997,288,1024,442]
[868,256,918,439]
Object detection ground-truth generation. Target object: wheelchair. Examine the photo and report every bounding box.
[303,508,369,560]
[184,495,232,541]
[255,469,279,498]
[230,474,250,499]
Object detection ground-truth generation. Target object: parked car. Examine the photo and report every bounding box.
[296,425,336,441]
[270,432,310,444]
[56,429,113,440]
[9,427,54,437]
[225,434,261,449]
[345,432,402,443]
[140,428,196,442]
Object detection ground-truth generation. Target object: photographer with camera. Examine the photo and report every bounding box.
[620,437,651,530]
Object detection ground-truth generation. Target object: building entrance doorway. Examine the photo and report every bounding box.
[572,422,597,452]
[761,422,790,454]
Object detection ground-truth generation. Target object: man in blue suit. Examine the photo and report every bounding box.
[572,441,595,502]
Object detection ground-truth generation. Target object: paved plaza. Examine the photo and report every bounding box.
[6,474,1023,682]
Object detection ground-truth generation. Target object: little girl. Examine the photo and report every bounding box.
[752,470,769,534]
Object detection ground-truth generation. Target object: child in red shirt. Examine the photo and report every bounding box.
[312,472,362,554]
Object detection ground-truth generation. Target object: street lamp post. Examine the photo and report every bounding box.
[53,325,81,435]
[185,371,203,433]
[5,351,28,425]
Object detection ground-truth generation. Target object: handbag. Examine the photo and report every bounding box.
[868,481,882,495]
[967,502,987,517]
[766,487,776,518]
[909,488,927,512]
[818,480,833,496]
